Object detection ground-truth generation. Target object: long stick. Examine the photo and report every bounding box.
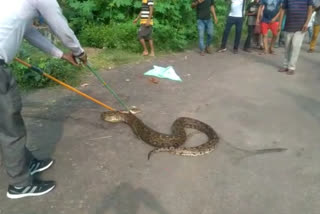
[86,63,130,111]
[15,58,115,111]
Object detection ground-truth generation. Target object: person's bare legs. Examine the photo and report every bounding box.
[140,39,149,56]
[269,34,277,54]
[262,35,269,54]
[148,39,155,56]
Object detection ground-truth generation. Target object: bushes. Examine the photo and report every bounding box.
[65,0,231,51]
[13,0,233,90]
[79,22,141,51]
[11,43,83,90]
[79,21,197,52]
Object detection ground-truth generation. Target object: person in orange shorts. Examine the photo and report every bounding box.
[256,0,282,54]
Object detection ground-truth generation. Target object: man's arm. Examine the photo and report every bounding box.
[146,6,153,26]
[302,6,314,32]
[271,6,282,23]
[246,4,256,16]
[133,12,141,24]
[278,8,286,32]
[278,0,288,32]
[256,5,264,25]
[192,0,204,9]
[24,26,79,66]
[146,0,154,26]
[210,5,218,24]
[35,0,85,61]
[247,9,257,16]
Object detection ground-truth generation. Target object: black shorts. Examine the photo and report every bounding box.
[138,25,153,40]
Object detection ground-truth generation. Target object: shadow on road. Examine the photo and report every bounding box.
[278,88,320,124]
[96,182,171,214]
[22,94,101,159]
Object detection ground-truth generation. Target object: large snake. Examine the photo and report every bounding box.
[101,111,219,159]
[101,111,287,159]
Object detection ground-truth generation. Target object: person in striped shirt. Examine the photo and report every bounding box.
[133,0,155,56]
[278,0,313,75]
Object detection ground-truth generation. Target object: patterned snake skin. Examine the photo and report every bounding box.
[101,111,219,159]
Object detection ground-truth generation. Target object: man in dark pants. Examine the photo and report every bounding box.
[243,0,260,52]
[217,0,246,54]
[192,0,218,56]
[0,0,87,199]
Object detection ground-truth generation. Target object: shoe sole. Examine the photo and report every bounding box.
[7,185,55,199]
[30,160,54,175]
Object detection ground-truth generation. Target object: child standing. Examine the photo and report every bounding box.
[134,0,155,56]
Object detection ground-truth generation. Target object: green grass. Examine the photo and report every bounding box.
[86,48,144,70]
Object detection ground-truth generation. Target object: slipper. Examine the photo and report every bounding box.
[278,68,288,73]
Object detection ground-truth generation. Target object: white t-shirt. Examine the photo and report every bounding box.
[0,0,83,63]
[229,0,245,17]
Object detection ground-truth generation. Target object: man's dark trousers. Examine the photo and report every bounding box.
[0,62,32,187]
[221,16,244,50]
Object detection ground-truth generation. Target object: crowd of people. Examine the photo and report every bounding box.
[192,0,320,75]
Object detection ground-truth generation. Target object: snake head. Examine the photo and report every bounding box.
[101,111,126,123]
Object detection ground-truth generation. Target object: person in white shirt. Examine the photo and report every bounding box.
[217,0,246,54]
[0,0,87,199]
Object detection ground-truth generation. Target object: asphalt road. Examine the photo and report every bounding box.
[0,43,319,214]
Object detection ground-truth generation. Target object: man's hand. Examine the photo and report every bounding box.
[214,18,218,25]
[198,0,205,3]
[75,52,88,65]
[62,53,79,67]
[302,23,308,32]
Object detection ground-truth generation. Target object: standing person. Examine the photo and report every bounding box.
[308,3,320,53]
[256,0,282,55]
[191,0,218,56]
[133,0,155,56]
[307,11,316,43]
[0,0,87,199]
[278,0,313,75]
[244,0,260,52]
[217,0,246,54]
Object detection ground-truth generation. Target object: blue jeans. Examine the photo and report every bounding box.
[221,16,243,50]
[197,19,214,51]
